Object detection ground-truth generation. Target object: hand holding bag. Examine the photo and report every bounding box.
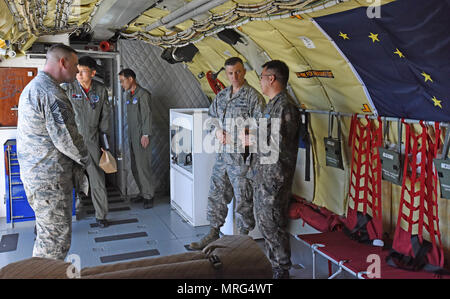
[99,149,117,174]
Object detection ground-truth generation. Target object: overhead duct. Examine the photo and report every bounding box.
[90,0,156,40]
[217,29,244,46]
[145,0,228,32]
[144,0,210,31]
[121,0,346,48]
[160,48,177,64]
[161,44,199,64]
[69,27,94,44]
[173,44,199,62]
[163,0,229,29]
[27,42,54,54]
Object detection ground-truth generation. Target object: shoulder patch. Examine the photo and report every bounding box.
[50,100,70,124]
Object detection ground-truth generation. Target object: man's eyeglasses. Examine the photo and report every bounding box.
[259,73,275,80]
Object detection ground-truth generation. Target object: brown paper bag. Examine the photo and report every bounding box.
[99,150,117,174]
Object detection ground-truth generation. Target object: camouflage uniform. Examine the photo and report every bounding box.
[62,80,111,220]
[124,84,154,200]
[207,81,265,233]
[17,71,88,260]
[248,90,300,271]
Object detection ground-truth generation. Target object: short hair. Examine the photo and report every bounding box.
[262,60,289,88]
[46,43,77,61]
[224,57,244,67]
[119,68,136,80]
[78,56,98,71]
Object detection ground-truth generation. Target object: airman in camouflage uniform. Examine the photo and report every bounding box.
[62,56,111,226]
[119,69,154,209]
[190,57,265,250]
[247,60,301,279]
[17,44,88,260]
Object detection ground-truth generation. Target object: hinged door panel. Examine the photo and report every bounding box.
[0,67,37,127]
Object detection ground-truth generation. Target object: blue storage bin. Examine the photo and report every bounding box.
[4,140,76,224]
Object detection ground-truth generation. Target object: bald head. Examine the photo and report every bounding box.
[44,44,79,83]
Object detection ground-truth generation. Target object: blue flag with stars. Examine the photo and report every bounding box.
[315,0,450,121]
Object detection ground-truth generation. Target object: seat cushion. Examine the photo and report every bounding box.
[0,257,70,279]
[0,235,272,279]
[82,235,272,279]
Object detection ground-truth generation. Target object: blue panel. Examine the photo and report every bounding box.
[4,139,76,223]
[315,0,450,121]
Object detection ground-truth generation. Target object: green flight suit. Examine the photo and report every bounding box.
[63,80,111,220]
[125,84,154,200]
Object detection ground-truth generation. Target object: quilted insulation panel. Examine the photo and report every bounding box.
[119,39,210,196]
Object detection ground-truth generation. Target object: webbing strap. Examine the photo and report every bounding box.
[398,122,441,240]
[328,112,341,141]
[382,118,403,152]
[348,115,382,216]
[393,121,444,269]
[346,115,383,239]
[387,236,450,275]
[299,111,311,181]
[343,212,372,244]
[370,116,383,219]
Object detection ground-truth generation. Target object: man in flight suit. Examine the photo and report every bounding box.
[245,60,301,279]
[17,44,89,260]
[119,69,154,209]
[62,56,111,228]
[189,57,265,250]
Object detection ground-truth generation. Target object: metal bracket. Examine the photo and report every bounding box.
[208,254,222,270]
[357,271,369,279]
[311,243,325,279]
[328,260,348,279]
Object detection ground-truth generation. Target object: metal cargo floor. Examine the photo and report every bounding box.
[0,191,351,279]
[0,193,211,269]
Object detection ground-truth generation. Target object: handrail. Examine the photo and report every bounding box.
[302,109,450,127]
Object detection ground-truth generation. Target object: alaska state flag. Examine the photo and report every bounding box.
[315,0,450,121]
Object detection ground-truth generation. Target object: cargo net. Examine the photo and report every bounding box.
[344,115,383,245]
[388,121,445,272]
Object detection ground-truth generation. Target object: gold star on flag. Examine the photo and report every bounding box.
[431,96,442,109]
[368,32,380,43]
[421,72,433,83]
[394,48,405,58]
[339,32,349,40]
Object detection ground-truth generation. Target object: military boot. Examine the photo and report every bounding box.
[189,227,220,250]
[130,195,144,203]
[143,197,153,209]
[272,267,290,279]
[75,194,85,220]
